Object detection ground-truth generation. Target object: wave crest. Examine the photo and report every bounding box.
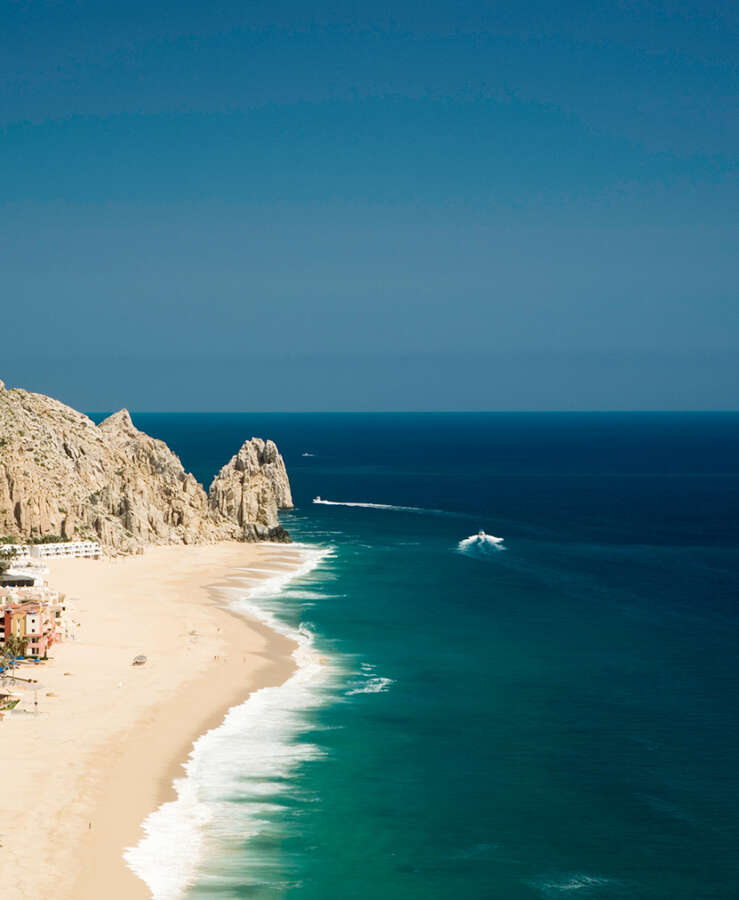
[346,676,394,696]
[345,662,394,696]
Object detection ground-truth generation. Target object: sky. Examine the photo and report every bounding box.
[1,0,737,411]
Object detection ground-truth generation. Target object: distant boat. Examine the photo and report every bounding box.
[458,531,505,553]
[467,530,504,546]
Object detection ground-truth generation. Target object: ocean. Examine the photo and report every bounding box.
[105,412,739,899]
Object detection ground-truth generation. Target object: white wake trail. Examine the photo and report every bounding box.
[458,532,505,555]
[312,497,443,514]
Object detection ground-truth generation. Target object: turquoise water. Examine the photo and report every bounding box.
[119,413,739,899]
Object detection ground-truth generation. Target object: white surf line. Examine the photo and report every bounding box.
[123,544,335,900]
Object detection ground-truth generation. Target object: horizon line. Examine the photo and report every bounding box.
[86,409,739,415]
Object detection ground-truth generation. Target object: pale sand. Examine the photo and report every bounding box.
[0,542,307,899]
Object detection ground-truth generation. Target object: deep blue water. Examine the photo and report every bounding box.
[115,413,739,898]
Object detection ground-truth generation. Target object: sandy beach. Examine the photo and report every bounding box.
[0,541,307,899]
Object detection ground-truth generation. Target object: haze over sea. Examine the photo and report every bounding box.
[106,412,739,899]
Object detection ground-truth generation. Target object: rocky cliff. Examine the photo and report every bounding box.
[209,438,293,542]
[0,380,293,553]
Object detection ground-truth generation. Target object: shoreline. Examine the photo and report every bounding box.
[0,542,312,899]
[156,603,295,811]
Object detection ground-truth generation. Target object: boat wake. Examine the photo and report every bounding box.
[313,497,444,515]
[458,531,505,556]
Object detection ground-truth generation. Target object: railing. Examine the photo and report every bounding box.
[11,541,101,561]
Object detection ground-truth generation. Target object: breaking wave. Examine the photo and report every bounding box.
[123,543,335,899]
[345,662,395,696]
[346,677,394,695]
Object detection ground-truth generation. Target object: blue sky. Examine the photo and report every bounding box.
[2,0,737,410]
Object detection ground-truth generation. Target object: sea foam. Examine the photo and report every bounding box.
[532,873,615,895]
[345,662,395,696]
[123,542,335,899]
[458,532,505,555]
[345,676,394,695]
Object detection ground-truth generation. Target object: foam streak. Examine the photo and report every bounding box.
[123,543,334,899]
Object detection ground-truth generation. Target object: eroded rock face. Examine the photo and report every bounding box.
[0,383,293,553]
[208,438,293,542]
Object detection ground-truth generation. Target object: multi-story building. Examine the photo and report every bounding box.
[10,541,101,562]
[0,562,71,661]
[1,600,63,660]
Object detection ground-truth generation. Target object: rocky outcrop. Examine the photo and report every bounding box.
[0,382,293,553]
[208,438,293,542]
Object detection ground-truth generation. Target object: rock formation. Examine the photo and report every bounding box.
[209,438,292,543]
[0,382,293,553]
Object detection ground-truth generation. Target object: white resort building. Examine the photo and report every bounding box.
[10,541,101,562]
